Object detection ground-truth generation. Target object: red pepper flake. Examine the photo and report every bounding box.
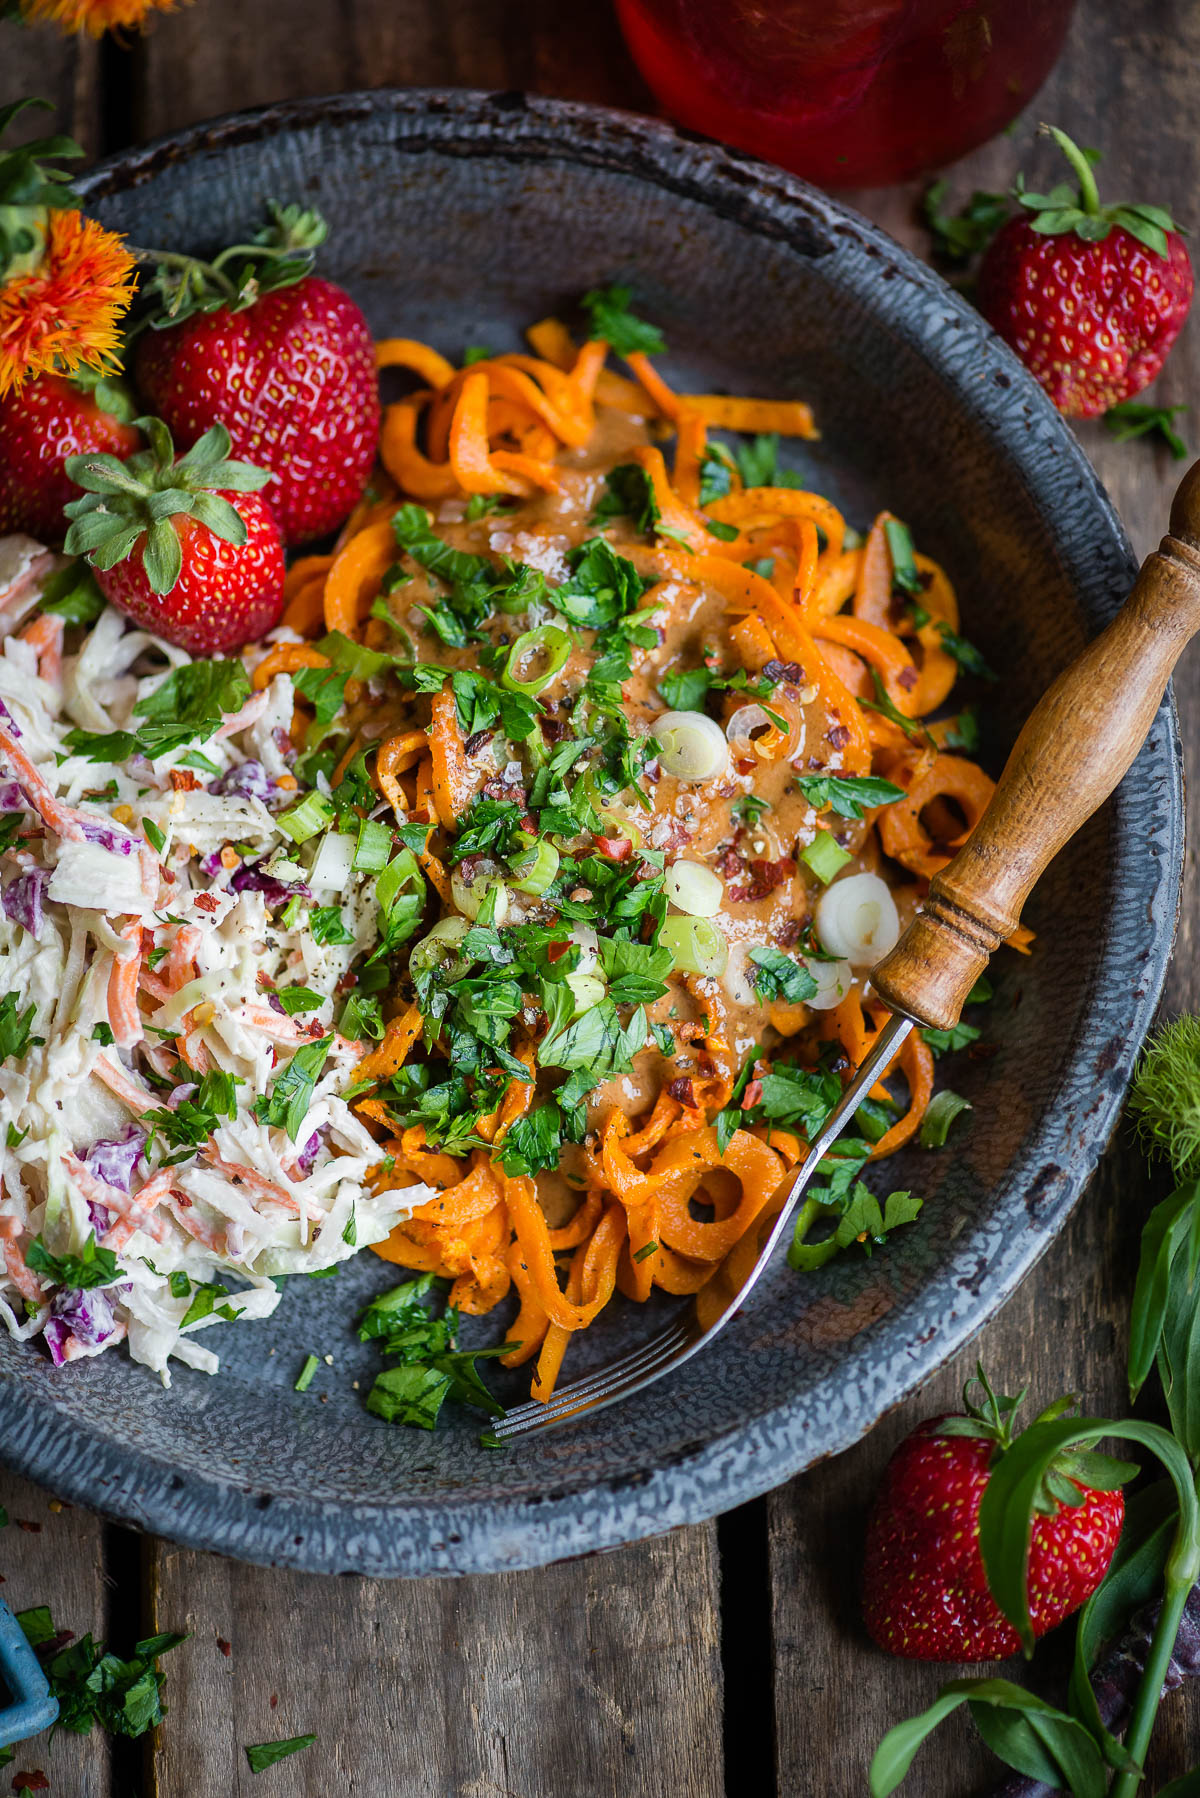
[716,846,744,879]
[217,1638,232,1658]
[15,1519,41,1533]
[270,1693,279,1709]
[762,657,804,684]
[896,665,918,692]
[736,756,757,776]
[828,725,850,749]
[774,918,803,948]
[12,1771,49,1792]
[667,1076,698,1108]
[193,892,220,914]
[593,834,632,862]
[546,940,571,963]
[742,1078,764,1110]
[463,728,493,757]
[139,927,157,956]
[727,856,796,904]
[168,768,202,791]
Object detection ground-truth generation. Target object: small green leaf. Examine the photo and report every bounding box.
[870,1679,1107,1798]
[245,1735,317,1774]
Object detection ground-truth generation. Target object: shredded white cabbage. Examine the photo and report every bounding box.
[0,539,428,1383]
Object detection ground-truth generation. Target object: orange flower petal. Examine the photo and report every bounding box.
[0,210,138,399]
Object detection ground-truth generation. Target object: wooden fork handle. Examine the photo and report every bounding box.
[870,460,1200,1032]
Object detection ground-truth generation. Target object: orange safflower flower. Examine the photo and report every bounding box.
[19,0,178,32]
[0,209,138,399]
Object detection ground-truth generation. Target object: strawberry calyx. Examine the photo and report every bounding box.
[0,95,84,283]
[932,1363,1137,1515]
[61,417,272,596]
[1015,124,1181,259]
[130,200,327,329]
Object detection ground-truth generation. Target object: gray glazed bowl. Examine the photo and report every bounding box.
[0,90,1181,1576]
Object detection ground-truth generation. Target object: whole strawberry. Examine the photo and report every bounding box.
[62,418,284,653]
[132,205,379,547]
[0,371,142,547]
[863,1369,1127,1661]
[978,126,1193,418]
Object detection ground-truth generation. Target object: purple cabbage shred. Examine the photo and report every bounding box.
[82,1125,146,1193]
[209,759,283,808]
[230,857,311,909]
[2,867,49,934]
[44,1285,118,1364]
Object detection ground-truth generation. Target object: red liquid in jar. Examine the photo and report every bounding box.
[615,0,1076,187]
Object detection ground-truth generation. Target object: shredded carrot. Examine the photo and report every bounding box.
[684,395,818,438]
[375,337,457,387]
[356,1002,424,1084]
[251,642,329,691]
[323,518,400,637]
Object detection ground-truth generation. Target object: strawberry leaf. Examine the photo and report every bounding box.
[869,1679,1108,1798]
[189,491,248,543]
[977,1415,1197,1656]
[142,518,183,595]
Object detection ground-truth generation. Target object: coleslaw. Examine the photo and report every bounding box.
[0,533,429,1382]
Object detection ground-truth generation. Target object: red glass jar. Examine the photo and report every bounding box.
[615,0,1076,187]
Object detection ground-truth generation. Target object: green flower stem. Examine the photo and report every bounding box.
[1110,1568,1195,1797]
[1045,125,1102,215]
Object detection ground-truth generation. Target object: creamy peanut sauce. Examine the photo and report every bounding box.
[367,418,918,1213]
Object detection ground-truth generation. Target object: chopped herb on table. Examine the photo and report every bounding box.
[245,1735,317,1774]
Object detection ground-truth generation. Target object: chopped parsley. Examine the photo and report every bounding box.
[580,284,666,357]
[25,1231,119,1290]
[245,1736,318,1774]
[922,1020,982,1057]
[15,1605,187,1739]
[358,1272,510,1429]
[309,905,355,946]
[795,773,905,820]
[734,433,804,490]
[255,1034,334,1140]
[884,518,923,596]
[63,658,252,763]
[0,991,39,1060]
[748,946,818,1005]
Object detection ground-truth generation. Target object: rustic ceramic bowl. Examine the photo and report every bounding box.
[0,91,1181,1576]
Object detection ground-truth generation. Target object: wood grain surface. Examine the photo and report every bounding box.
[2,1,1200,1793]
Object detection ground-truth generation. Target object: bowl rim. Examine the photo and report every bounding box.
[0,85,1181,1577]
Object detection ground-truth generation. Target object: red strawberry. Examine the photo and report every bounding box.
[62,419,284,654]
[863,1370,1127,1661]
[978,126,1193,418]
[0,372,142,547]
[132,208,378,547]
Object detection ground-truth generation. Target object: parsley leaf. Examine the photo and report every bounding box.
[25,1231,118,1289]
[38,560,106,624]
[309,905,354,946]
[358,1273,508,1429]
[292,661,349,725]
[748,946,819,1005]
[698,443,735,506]
[580,283,666,357]
[592,462,660,535]
[17,1608,187,1740]
[0,991,38,1060]
[922,1020,982,1056]
[255,1035,333,1140]
[1104,400,1189,460]
[734,433,803,490]
[245,1736,317,1774]
[554,537,648,630]
[923,179,1009,263]
[942,705,980,753]
[63,659,252,763]
[795,773,905,820]
[496,1103,563,1177]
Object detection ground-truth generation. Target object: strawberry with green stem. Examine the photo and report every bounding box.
[130,203,380,547]
[62,418,283,653]
[977,126,1193,418]
[864,1368,1130,1663]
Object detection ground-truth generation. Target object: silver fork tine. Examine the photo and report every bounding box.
[492,1015,913,1439]
[491,1321,693,1436]
[493,1321,696,1436]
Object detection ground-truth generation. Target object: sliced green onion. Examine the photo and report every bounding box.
[294,1353,319,1393]
[409,915,470,979]
[510,836,560,896]
[353,818,392,873]
[655,710,730,782]
[566,970,607,1017]
[660,915,729,978]
[502,625,572,696]
[450,866,511,924]
[665,860,724,918]
[800,830,853,886]
[919,1089,972,1149]
[276,790,335,845]
[377,848,423,915]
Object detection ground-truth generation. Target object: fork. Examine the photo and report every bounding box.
[491,463,1200,1441]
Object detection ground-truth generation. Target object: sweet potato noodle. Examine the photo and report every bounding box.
[277,315,1014,1403]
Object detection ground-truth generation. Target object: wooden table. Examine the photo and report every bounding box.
[3,2,1200,1792]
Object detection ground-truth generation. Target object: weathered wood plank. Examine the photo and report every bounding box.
[770,0,1200,1788]
[146,1524,723,1797]
[130,0,649,141]
[0,1474,111,1798]
[2,23,101,158]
